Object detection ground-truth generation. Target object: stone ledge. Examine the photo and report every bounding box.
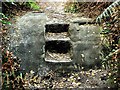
[70,17,95,25]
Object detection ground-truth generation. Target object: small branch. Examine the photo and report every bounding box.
[3,2,9,9]
[104,49,120,60]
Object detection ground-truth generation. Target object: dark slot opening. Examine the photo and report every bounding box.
[45,41,71,54]
[45,24,69,33]
[73,21,95,25]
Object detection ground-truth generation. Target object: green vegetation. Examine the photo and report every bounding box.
[2,50,24,89]
[3,0,40,10]
[96,0,120,23]
[99,5,119,87]
[2,1,40,17]
[0,13,11,25]
[25,2,40,10]
[1,1,40,89]
[64,2,78,13]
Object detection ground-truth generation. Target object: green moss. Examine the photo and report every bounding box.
[26,2,40,10]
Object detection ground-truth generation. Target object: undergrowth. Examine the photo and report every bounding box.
[100,6,120,87]
[1,1,40,89]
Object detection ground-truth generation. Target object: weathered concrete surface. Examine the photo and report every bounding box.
[69,23,101,68]
[9,12,48,72]
[8,12,101,74]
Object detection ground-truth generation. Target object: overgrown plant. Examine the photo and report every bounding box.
[0,13,11,25]
[2,50,24,89]
[96,0,120,23]
[25,1,40,10]
[64,2,78,13]
[2,1,40,13]
[64,2,112,18]
[98,2,120,87]
[1,2,27,89]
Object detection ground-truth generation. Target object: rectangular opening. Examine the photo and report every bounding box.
[45,40,72,62]
[45,24,69,33]
[45,24,70,40]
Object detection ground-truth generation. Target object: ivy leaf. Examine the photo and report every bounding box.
[118,38,120,44]
[0,20,11,25]
[101,29,111,34]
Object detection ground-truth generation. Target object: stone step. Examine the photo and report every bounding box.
[45,32,70,41]
[44,23,72,63]
[45,59,72,63]
[45,24,70,41]
[45,37,70,41]
[45,40,73,63]
[70,17,94,25]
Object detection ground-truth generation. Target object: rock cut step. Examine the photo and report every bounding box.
[45,51,72,63]
[70,17,94,25]
[45,23,70,41]
[44,23,73,63]
[45,40,73,63]
[45,32,70,41]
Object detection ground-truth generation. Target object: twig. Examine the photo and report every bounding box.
[3,2,9,9]
[104,49,120,60]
